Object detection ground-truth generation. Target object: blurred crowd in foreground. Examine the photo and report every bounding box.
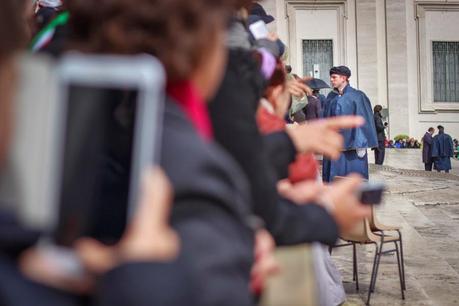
[0,0,415,305]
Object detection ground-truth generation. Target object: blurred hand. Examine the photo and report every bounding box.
[250,229,280,294]
[77,167,179,274]
[286,116,365,159]
[287,79,312,98]
[19,248,94,294]
[320,174,372,233]
[118,167,179,262]
[20,167,179,293]
[277,179,324,204]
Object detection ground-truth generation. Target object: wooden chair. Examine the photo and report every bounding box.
[331,218,405,305]
[368,206,405,290]
[330,176,406,304]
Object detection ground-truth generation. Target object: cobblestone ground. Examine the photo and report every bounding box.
[263,150,459,306]
[337,149,459,305]
[368,148,459,176]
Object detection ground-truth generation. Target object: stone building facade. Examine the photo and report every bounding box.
[262,0,459,140]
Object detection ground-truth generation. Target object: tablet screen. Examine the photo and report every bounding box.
[55,85,138,246]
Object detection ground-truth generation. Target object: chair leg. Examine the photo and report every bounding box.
[367,243,379,305]
[397,230,406,291]
[352,243,356,281]
[353,243,359,291]
[370,242,383,293]
[394,242,405,300]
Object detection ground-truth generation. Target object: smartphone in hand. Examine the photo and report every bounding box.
[357,182,386,205]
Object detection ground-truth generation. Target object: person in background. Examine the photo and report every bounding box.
[408,139,413,148]
[398,139,406,149]
[454,139,459,159]
[384,122,389,140]
[256,60,319,185]
[322,66,378,182]
[422,127,435,171]
[304,93,321,121]
[373,105,386,165]
[289,74,309,123]
[312,89,327,117]
[285,65,293,76]
[33,0,63,35]
[432,125,454,174]
[407,138,419,149]
[210,2,372,252]
[255,60,347,306]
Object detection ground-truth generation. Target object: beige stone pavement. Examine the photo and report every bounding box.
[262,150,459,306]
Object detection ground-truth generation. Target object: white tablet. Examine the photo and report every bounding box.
[51,53,165,246]
[0,53,165,247]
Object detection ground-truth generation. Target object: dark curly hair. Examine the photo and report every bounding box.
[0,0,27,59]
[67,0,253,81]
[374,105,383,113]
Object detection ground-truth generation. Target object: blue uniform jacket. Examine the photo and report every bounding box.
[324,85,378,150]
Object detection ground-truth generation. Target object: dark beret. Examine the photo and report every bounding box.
[330,66,351,78]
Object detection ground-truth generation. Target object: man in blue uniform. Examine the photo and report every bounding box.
[432,125,454,173]
[322,66,378,182]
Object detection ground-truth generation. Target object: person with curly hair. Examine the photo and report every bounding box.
[52,1,257,306]
[1,0,260,306]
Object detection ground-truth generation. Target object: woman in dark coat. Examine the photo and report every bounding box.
[373,105,386,165]
[1,1,257,306]
[422,127,435,171]
[67,1,257,305]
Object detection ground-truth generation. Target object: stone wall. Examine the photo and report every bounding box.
[259,0,459,140]
[386,0,411,137]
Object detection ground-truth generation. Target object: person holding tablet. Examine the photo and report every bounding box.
[0,1,189,306]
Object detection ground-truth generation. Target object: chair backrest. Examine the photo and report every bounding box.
[369,205,401,232]
[341,218,384,244]
[369,205,378,231]
[334,176,385,243]
[340,219,369,243]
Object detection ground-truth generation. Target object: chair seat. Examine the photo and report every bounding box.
[341,233,399,245]
[372,224,401,231]
[340,220,400,245]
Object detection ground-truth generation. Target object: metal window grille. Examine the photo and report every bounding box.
[302,39,333,84]
[433,41,459,102]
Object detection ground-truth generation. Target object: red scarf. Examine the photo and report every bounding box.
[167,81,213,141]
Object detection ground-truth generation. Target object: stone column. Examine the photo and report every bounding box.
[355,0,378,105]
[386,0,411,137]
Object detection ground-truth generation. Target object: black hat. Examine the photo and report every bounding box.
[330,66,351,78]
[250,3,275,24]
